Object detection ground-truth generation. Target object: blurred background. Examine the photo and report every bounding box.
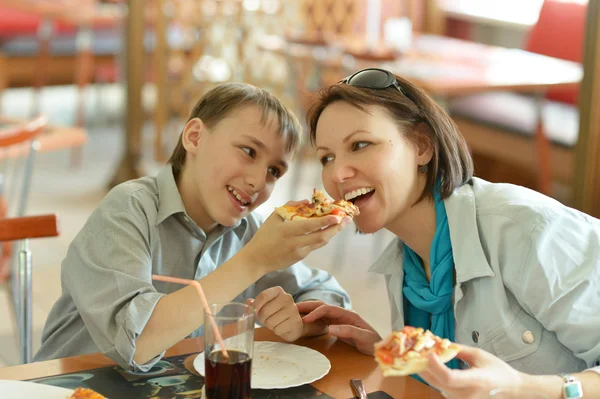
[0,0,599,367]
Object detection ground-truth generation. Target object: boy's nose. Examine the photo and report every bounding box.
[244,170,266,193]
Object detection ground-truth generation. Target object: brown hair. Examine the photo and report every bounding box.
[307,74,473,202]
[169,82,303,176]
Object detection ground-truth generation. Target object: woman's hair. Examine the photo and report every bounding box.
[169,83,303,176]
[307,74,473,201]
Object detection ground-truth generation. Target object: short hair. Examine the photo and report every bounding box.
[168,83,302,176]
[307,74,473,202]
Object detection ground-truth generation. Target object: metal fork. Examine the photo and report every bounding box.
[350,378,368,399]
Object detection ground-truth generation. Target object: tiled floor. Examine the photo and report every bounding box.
[0,85,393,367]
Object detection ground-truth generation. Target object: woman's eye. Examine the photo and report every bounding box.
[352,141,370,151]
[268,166,281,178]
[241,147,256,158]
[320,155,334,166]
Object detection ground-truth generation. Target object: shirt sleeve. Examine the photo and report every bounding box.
[62,189,166,371]
[505,211,600,372]
[237,262,351,309]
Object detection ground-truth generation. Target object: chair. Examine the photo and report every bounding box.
[0,116,46,282]
[0,214,60,364]
[448,0,587,198]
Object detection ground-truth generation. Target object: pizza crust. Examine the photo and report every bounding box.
[275,206,309,221]
[377,344,460,376]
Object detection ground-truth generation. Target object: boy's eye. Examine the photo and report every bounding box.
[320,154,334,166]
[241,147,256,158]
[352,141,370,151]
[268,166,281,178]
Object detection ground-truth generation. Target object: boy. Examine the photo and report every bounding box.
[34,83,351,370]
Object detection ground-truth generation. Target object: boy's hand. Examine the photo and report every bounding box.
[242,201,351,274]
[247,286,305,342]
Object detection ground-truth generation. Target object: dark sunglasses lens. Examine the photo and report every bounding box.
[347,69,392,88]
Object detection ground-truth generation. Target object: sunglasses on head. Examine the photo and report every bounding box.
[339,68,410,98]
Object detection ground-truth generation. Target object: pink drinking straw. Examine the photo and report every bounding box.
[152,274,229,358]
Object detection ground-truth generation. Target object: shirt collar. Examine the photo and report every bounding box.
[156,165,187,225]
[369,179,495,283]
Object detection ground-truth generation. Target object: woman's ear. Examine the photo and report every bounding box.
[415,124,434,166]
[182,118,206,154]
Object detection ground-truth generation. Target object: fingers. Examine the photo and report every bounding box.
[251,287,299,330]
[284,215,346,235]
[419,353,470,390]
[252,286,285,314]
[301,304,357,325]
[302,319,329,337]
[327,324,377,350]
[296,300,326,315]
[294,219,349,249]
[454,345,490,367]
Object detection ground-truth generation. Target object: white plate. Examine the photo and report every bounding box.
[0,380,74,399]
[194,341,331,389]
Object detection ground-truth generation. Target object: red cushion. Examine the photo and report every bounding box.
[526,0,587,104]
[0,7,41,35]
[0,6,115,37]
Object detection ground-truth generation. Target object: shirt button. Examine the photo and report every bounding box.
[522,331,535,344]
[472,331,479,343]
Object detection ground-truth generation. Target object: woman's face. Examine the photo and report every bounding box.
[315,101,431,234]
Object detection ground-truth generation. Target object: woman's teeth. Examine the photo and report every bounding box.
[344,187,374,201]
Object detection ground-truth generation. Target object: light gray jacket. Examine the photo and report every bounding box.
[371,178,600,375]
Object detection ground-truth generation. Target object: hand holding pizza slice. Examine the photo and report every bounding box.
[275,189,359,221]
[374,326,460,376]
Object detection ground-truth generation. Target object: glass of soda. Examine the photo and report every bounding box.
[204,302,255,399]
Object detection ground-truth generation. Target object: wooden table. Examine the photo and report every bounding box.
[0,328,443,398]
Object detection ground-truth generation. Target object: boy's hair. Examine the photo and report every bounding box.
[307,74,473,202]
[169,83,303,175]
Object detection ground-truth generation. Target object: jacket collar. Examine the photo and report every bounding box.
[369,179,495,283]
[445,179,495,283]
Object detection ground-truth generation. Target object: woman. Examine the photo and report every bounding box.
[299,68,600,398]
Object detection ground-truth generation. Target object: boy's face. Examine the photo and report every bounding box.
[181,105,292,232]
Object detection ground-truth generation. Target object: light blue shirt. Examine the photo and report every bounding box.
[371,178,600,375]
[35,165,350,370]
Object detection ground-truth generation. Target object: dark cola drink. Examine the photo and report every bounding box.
[205,349,252,399]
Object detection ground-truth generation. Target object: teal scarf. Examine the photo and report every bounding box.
[402,187,458,378]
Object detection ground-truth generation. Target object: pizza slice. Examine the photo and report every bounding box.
[374,326,460,376]
[69,387,107,399]
[275,189,359,221]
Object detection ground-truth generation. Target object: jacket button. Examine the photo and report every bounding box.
[472,331,479,343]
[522,331,535,344]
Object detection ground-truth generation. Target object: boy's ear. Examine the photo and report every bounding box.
[182,118,206,154]
[415,124,434,166]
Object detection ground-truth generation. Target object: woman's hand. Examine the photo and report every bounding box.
[242,202,351,274]
[418,345,526,399]
[298,302,382,355]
